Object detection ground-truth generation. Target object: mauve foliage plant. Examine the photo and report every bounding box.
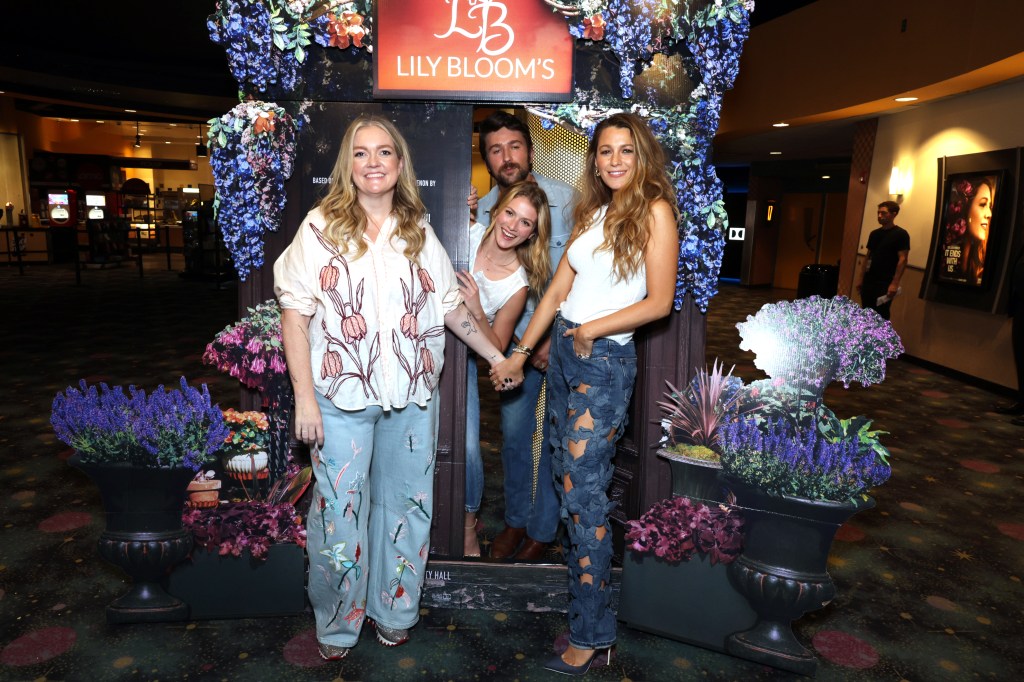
[625,496,744,565]
[182,458,311,559]
[51,378,229,472]
[183,500,307,559]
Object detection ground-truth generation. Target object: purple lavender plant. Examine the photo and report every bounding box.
[718,416,891,502]
[51,378,229,471]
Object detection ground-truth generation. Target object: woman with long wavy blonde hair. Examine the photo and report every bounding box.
[274,114,504,661]
[458,181,551,557]
[490,112,679,674]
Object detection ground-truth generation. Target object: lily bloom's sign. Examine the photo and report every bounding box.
[375,0,574,101]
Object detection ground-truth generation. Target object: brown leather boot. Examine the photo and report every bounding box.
[490,525,526,559]
[512,537,549,561]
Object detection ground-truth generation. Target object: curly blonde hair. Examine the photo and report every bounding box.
[572,112,678,282]
[480,181,552,298]
[318,115,427,262]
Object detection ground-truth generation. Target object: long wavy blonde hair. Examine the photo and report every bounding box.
[480,181,552,298]
[572,112,678,282]
[318,115,427,262]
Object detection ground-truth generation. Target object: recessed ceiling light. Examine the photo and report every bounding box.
[894,96,918,102]
[124,109,137,113]
[772,122,789,128]
[95,120,105,124]
[70,119,80,122]
[821,175,830,179]
[165,141,171,144]
[769,151,782,155]
[169,123,177,127]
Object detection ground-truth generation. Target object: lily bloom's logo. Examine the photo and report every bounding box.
[434,0,514,56]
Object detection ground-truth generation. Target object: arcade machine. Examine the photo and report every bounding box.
[46,190,78,264]
[83,193,125,267]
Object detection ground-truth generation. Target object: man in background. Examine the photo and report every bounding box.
[856,200,909,320]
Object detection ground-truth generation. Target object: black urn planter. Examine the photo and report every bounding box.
[70,454,195,624]
[721,475,874,676]
[658,447,726,504]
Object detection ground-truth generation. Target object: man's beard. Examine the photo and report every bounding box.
[496,162,531,188]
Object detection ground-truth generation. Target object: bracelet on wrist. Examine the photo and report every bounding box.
[511,344,533,358]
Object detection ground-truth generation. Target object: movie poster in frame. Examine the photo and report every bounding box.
[934,170,1004,288]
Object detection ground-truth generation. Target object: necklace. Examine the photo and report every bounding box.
[481,246,517,268]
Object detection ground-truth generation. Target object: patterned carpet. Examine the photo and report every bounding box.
[1,260,1022,681]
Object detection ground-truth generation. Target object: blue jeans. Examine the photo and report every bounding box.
[307,391,438,647]
[465,355,482,513]
[548,314,636,650]
[499,350,560,542]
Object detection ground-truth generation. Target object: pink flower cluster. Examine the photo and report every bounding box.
[203,300,289,398]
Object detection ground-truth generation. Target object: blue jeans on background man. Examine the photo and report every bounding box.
[499,353,560,544]
[465,355,483,513]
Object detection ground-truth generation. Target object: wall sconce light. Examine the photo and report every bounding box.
[134,120,142,148]
[888,166,911,198]
[195,123,208,158]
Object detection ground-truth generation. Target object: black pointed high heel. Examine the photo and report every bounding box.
[542,647,612,676]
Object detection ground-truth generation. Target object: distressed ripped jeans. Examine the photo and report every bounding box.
[547,314,636,650]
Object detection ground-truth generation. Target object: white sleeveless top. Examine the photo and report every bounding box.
[560,206,647,345]
[469,222,529,323]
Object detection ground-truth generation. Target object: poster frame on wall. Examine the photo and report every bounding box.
[920,148,1020,313]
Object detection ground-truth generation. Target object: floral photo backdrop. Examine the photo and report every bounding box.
[206,0,753,311]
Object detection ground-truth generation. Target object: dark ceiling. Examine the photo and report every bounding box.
[0,1,818,122]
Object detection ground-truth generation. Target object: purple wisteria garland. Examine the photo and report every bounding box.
[535,0,754,312]
[207,101,301,280]
[206,0,752,307]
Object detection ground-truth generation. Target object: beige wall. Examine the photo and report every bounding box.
[860,79,1024,388]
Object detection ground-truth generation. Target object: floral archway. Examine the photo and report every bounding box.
[205,0,753,313]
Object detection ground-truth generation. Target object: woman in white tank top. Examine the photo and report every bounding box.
[490,113,680,674]
[457,182,551,558]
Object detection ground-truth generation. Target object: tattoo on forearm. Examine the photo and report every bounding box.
[461,317,478,336]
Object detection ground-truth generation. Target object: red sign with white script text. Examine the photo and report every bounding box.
[374,0,574,101]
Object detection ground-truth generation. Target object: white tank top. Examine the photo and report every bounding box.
[469,222,528,323]
[560,206,647,345]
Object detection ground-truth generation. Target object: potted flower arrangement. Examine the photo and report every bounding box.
[50,377,228,623]
[715,295,903,675]
[618,495,753,651]
[220,407,271,483]
[656,359,744,503]
[187,470,222,509]
[167,459,311,619]
[203,299,292,479]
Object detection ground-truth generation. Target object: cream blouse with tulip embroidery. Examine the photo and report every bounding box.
[274,207,462,412]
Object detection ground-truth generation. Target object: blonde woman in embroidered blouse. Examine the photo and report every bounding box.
[490,112,679,674]
[458,181,551,557]
[274,115,503,661]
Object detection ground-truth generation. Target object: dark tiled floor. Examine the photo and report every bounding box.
[2,261,1023,681]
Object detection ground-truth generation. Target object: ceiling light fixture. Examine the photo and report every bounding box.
[769,151,782,155]
[894,96,918,102]
[196,123,208,158]
[772,122,790,128]
[134,120,142,148]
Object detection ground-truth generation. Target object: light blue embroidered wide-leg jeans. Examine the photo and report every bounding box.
[307,391,438,648]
